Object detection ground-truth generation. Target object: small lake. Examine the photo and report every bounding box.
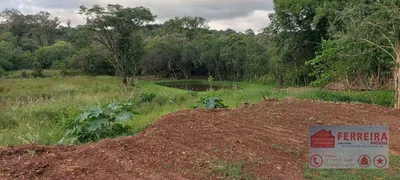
[157,82,224,92]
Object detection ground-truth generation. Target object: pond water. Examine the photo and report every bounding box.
[157,83,224,92]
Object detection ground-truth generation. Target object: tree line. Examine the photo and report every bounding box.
[0,1,399,107]
[0,5,269,84]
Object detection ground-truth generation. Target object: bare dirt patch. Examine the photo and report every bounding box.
[1,99,400,179]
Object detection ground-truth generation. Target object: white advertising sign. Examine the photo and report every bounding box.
[309,126,389,169]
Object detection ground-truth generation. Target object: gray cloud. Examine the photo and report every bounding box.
[0,0,274,32]
[18,0,86,10]
[0,0,22,10]
[209,10,273,33]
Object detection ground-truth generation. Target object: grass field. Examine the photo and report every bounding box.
[0,74,397,179]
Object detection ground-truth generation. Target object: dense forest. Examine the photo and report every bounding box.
[0,0,399,107]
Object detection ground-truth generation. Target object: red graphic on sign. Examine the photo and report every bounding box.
[310,154,323,168]
[311,129,335,148]
[373,155,387,168]
[358,155,371,168]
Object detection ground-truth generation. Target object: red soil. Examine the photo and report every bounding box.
[1,99,399,179]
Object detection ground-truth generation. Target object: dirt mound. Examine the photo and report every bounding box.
[1,99,400,179]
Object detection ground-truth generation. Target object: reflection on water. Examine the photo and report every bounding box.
[157,83,224,92]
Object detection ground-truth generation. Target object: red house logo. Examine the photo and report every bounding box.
[311,129,335,148]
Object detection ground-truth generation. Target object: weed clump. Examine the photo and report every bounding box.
[140,92,156,103]
[60,102,135,144]
[210,161,251,180]
[194,96,228,109]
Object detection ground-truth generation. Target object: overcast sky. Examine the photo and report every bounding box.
[0,0,274,33]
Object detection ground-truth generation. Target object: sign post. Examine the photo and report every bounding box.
[309,126,389,169]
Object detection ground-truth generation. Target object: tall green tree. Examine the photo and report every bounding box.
[164,16,208,40]
[31,11,60,47]
[1,9,60,50]
[141,34,192,79]
[69,42,114,75]
[79,4,155,85]
[0,9,30,48]
[220,34,247,80]
[311,0,400,108]
[0,41,14,70]
[196,34,224,80]
[268,0,327,86]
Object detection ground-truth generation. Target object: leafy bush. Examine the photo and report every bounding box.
[208,75,214,89]
[69,43,115,76]
[0,66,6,77]
[60,102,135,144]
[187,90,198,97]
[35,41,74,69]
[32,61,43,78]
[140,92,156,103]
[52,60,68,76]
[194,96,228,109]
[20,71,30,78]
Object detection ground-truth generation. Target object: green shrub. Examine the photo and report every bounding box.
[52,60,68,76]
[0,116,18,130]
[20,71,30,78]
[187,90,198,97]
[69,44,115,76]
[60,102,135,144]
[32,61,43,78]
[140,92,156,103]
[194,96,228,109]
[210,161,251,180]
[0,67,6,77]
[208,75,214,89]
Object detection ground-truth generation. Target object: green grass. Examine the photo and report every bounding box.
[210,160,252,180]
[304,156,400,179]
[0,76,126,145]
[2,69,65,78]
[287,88,394,107]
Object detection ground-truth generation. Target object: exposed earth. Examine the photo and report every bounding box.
[1,99,400,179]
